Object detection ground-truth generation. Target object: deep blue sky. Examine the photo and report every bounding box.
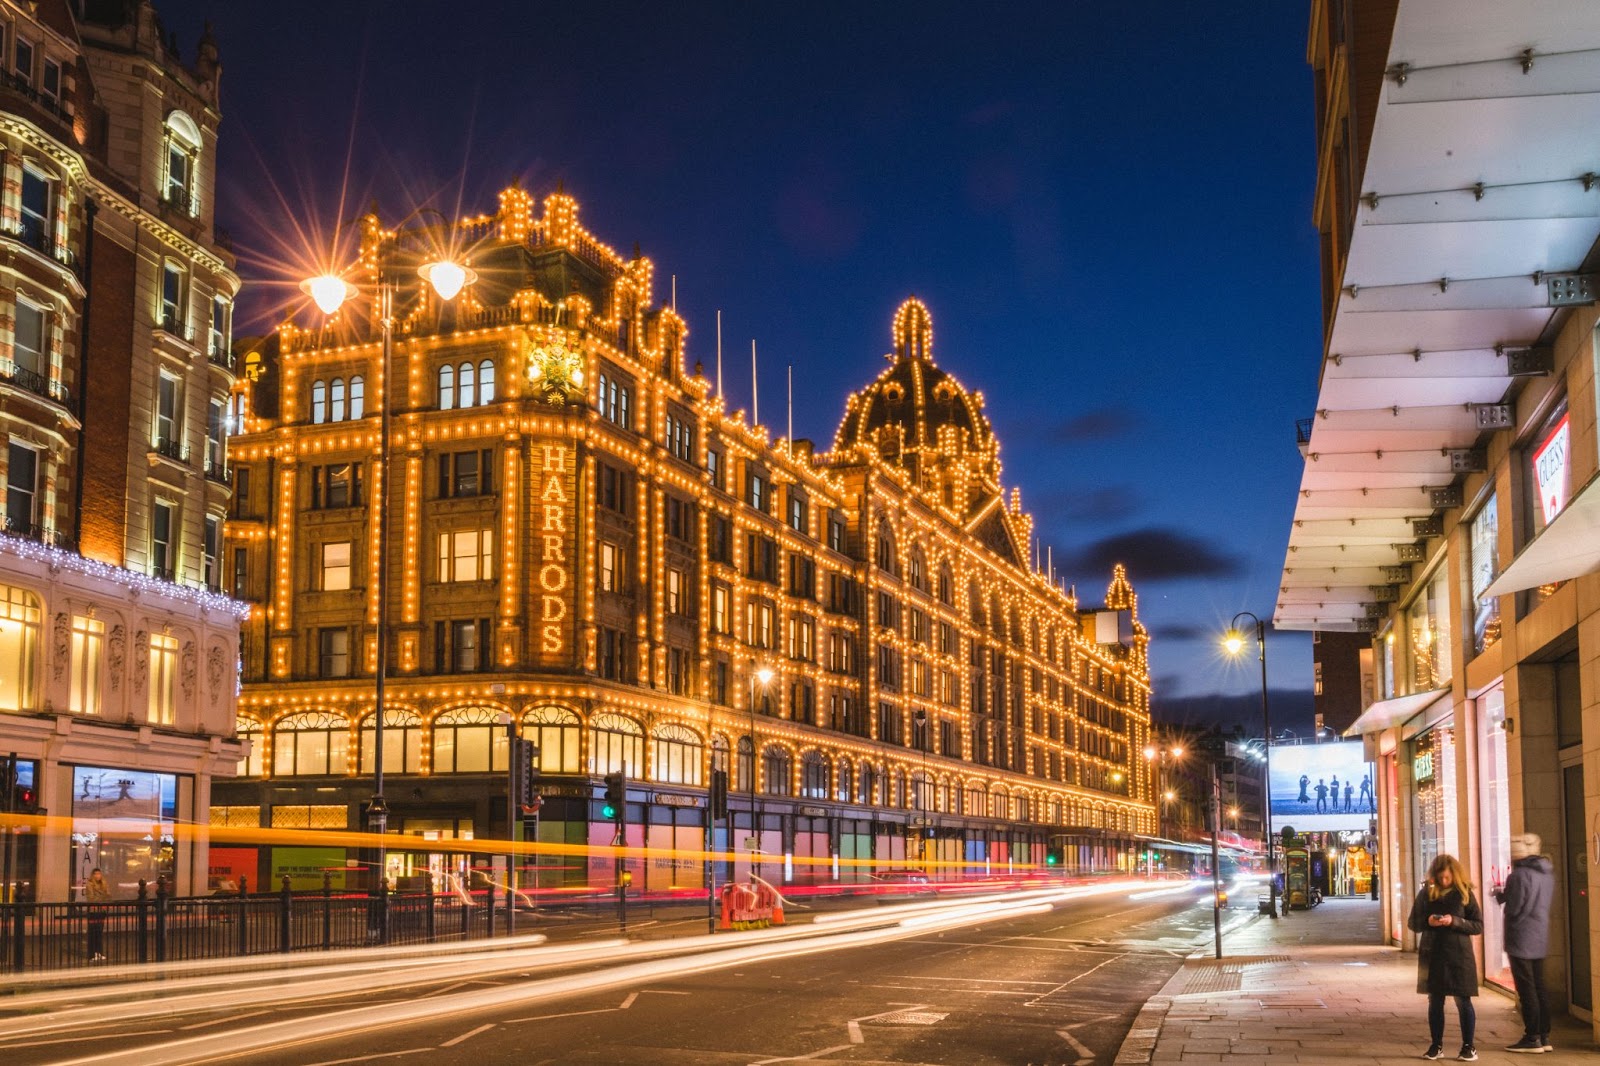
[158,1,1322,730]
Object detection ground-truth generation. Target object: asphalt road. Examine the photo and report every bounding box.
[12,883,1245,1066]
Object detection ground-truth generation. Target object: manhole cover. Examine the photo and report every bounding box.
[876,1011,949,1026]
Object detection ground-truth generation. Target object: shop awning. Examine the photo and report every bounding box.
[1343,687,1449,737]
[1483,474,1600,599]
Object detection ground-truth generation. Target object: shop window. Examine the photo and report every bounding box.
[589,712,644,775]
[801,751,829,799]
[1469,495,1501,655]
[0,584,41,711]
[1404,563,1452,692]
[523,706,581,773]
[68,615,104,715]
[236,716,263,777]
[359,708,422,775]
[835,758,853,803]
[649,723,703,786]
[148,632,179,725]
[763,746,792,796]
[431,706,510,773]
[736,736,754,792]
[1476,687,1513,990]
[272,711,350,776]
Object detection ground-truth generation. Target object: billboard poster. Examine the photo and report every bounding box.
[1533,412,1571,525]
[1269,740,1374,833]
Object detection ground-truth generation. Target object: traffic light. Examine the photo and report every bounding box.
[1045,844,1062,867]
[602,772,626,823]
[709,768,728,821]
[515,738,542,815]
[12,782,35,814]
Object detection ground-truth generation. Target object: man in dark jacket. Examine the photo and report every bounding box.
[1494,832,1555,1053]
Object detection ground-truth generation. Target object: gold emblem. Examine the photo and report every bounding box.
[526,330,586,405]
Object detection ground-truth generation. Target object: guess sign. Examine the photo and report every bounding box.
[1533,413,1570,526]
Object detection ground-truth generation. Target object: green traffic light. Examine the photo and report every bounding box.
[1046,854,1058,865]
[602,803,617,819]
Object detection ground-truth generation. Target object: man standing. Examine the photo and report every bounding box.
[1315,779,1328,813]
[1494,833,1554,1053]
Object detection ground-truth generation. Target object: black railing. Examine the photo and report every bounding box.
[208,341,236,370]
[0,66,70,126]
[0,360,70,406]
[151,563,175,581]
[151,436,190,464]
[2,520,68,548]
[204,458,232,486]
[0,876,507,973]
[157,314,194,342]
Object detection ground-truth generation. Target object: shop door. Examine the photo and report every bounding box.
[1564,764,1592,1013]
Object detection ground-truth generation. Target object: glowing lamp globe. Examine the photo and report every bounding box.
[1171,747,1184,758]
[1222,630,1246,656]
[419,260,477,301]
[301,275,356,316]
[755,666,775,686]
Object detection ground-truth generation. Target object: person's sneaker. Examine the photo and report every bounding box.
[1541,1036,1553,1052]
[1423,1045,1443,1060]
[1505,1035,1546,1053]
[1457,1046,1478,1062]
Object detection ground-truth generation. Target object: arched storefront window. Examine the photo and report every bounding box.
[992,788,1010,821]
[800,751,829,799]
[0,584,42,712]
[910,772,933,812]
[859,764,879,806]
[589,712,644,775]
[236,716,263,777]
[965,783,987,818]
[359,708,422,775]
[522,705,581,773]
[763,746,792,796]
[835,757,853,804]
[271,711,350,776]
[891,768,906,808]
[650,723,704,785]
[431,706,510,773]
[735,736,754,792]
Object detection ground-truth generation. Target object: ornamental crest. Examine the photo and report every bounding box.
[525,330,586,406]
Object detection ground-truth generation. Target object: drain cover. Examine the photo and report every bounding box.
[875,1011,949,1026]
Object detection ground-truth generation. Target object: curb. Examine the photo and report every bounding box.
[1112,912,1266,1064]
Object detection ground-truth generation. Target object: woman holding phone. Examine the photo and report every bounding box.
[1407,854,1484,1061]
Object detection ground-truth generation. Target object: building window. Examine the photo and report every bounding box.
[311,380,326,424]
[1313,660,1324,697]
[437,363,455,409]
[151,501,175,580]
[236,717,263,777]
[787,554,815,598]
[789,614,815,661]
[589,713,644,775]
[1469,495,1501,655]
[747,471,767,513]
[665,412,695,462]
[319,627,350,678]
[155,371,182,454]
[713,659,730,705]
[13,34,33,86]
[329,378,346,423]
[876,644,898,688]
[827,513,846,554]
[522,705,581,773]
[478,359,495,404]
[148,632,179,725]
[160,261,186,335]
[271,711,350,776]
[441,361,493,408]
[745,599,774,648]
[746,533,778,582]
[597,626,627,680]
[763,746,792,796]
[203,515,221,590]
[206,399,227,475]
[4,443,39,535]
[0,584,41,711]
[597,371,631,428]
[597,462,628,514]
[19,165,50,251]
[665,496,694,542]
[439,528,493,583]
[438,450,494,498]
[434,618,488,673]
[12,297,46,380]
[801,751,829,799]
[349,376,364,419]
[876,702,902,744]
[163,111,202,215]
[598,541,621,592]
[320,541,352,591]
[666,646,691,695]
[231,547,249,599]
[711,582,731,634]
[209,296,231,361]
[787,492,807,533]
[707,449,724,490]
[68,615,104,715]
[708,514,731,562]
[667,568,686,615]
[311,463,362,509]
[431,707,510,773]
[359,709,422,775]
[650,723,704,785]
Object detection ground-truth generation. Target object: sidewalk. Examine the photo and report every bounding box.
[1115,897,1594,1064]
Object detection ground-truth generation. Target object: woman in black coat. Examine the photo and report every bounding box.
[1407,853,1483,1061]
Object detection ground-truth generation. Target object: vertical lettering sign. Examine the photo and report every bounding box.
[534,440,577,662]
[1533,413,1570,526]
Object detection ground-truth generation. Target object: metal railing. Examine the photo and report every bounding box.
[151,436,190,464]
[203,457,232,485]
[0,875,511,973]
[0,360,70,406]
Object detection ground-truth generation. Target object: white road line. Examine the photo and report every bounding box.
[0,1029,174,1050]
[180,1010,270,1030]
[439,1023,495,1048]
[860,983,1033,995]
[505,1006,620,1024]
[1024,953,1129,1007]
[618,992,639,1010]
[302,1048,432,1066]
[1057,1026,1094,1064]
[749,1042,856,1064]
[846,1003,929,1044]
[891,975,1054,984]
[418,980,478,999]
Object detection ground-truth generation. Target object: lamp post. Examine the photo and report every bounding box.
[747,662,774,881]
[914,708,930,868]
[1142,743,1184,878]
[1224,612,1277,919]
[301,248,477,889]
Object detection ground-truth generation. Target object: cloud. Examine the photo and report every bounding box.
[1150,622,1217,642]
[1032,485,1140,525]
[1062,527,1243,582]
[1047,406,1140,443]
[1150,688,1315,734]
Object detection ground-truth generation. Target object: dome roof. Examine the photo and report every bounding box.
[833,299,998,480]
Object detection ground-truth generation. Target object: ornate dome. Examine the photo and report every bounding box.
[833,299,1000,496]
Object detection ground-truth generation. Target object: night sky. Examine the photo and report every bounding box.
[155,1,1322,732]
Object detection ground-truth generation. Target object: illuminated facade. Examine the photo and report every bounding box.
[0,0,243,902]
[217,187,1154,889]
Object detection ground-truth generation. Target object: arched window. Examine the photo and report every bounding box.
[711,735,730,775]
[835,757,853,803]
[763,746,792,796]
[330,378,346,423]
[236,716,263,777]
[937,564,953,606]
[271,711,350,776]
[360,708,422,775]
[1050,797,1062,824]
[909,548,925,591]
[1030,619,1040,654]
[349,376,365,420]
[650,723,704,785]
[800,751,829,799]
[911,771,933,812]
[736,736,754,793]
[875,521,896,575]
[951,783,964,815]
[992,788,1010,821]
[478,359,496,404]
[431,706,510,773]
[437,364,455,409]
[589,712,644,775]
[310,380,326,424]
[162,110,202,215]
[522,705,581,773]
[965,783,987,818]
[458,362,475,408]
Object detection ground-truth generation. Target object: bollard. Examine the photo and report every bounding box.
[278,874,292,953]
[321,871,332,951]
[136,879,149,964]
[154,876,169,963]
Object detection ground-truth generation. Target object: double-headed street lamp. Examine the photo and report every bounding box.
[1141,743,1184,878]
[1223,611,1277,919]
[301,246,477,886]
[747,663,775,880]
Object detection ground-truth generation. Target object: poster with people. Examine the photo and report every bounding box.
[1269,740,1374,832]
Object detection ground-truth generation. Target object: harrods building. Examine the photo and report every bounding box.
[213,186,1156,891]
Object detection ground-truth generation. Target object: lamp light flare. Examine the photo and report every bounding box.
[1171,746,1184,758]
[419,260,476,301]
[755,666,775,686]
[1222,630,1246,656]
[302,274,355,316]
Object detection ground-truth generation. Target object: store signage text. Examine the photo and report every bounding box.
[1413,752,1434,784]
[1534,413,1571,525]
[536,442,573,657]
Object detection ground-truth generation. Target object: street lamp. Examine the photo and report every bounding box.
[1223,611,1277,919]
[1142,743,1185,878]
[300,246,477,887]
[747,663,775,880]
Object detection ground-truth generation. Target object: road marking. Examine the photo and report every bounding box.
[750,1042,856,1064]
[847,1002,929,1043]
[860,983,1034,995]
[0,1029,174,1050]
[418,980,478,999]
[440,1023,495,1048]
[302,1049,432,1066]
[1058,1014,1119,1066]
[619,992,638,1010]
[892,975,1054,984]
[506,988,685,1024]
[180,1010,270,1030]
[1025,953,1129,1007]
[506,1006,620,1024]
